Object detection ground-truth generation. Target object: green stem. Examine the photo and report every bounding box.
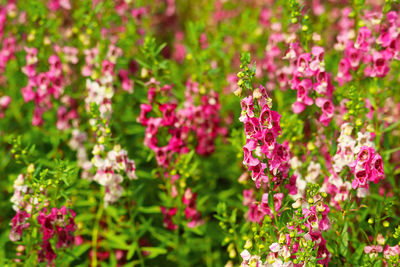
[91,198,104,267]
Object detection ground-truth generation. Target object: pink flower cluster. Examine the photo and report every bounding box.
[363,234,400,264]
[138,79,225,168]
[350,146,384,190]
[0,37,16,74]
[37,207,76,263]
[241,199,331,266]
[160,183,204,231]
[285,44,335,126]
[243,189,284,224]
[322,172,352,209]
[56,95,78,130]
[9,206,77,264]
[21,48,65,126]
[118,69,134,93]
[337,11,400,84]
[240,85,290,188]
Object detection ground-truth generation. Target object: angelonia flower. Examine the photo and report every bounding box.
[92,144,137,207]
[21,48,65,126]
[0,36,16,74]
[10,168,44,214]
[350,146,384,190]
[161,207,178,231]
[10,174,30,212]
[284,44,335,126]
[241,194,331,267]
[85,45,137,207]
[37,207,76,264]
[69,128,93,179]
[138,79,226,168]
[9,210,30,242]
[243,190,284,224]
[182,188,204,228]
[336,12,400,85]
[331,122,384,193]
[9,205,77,265]
[383,245,400,264]
[0,95,11,118]
[56,96,78,131]
[239,85,290,188]
[138,79,225,230]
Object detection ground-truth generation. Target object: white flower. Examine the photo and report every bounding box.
[269,243,281,252]
[305,161,321,183]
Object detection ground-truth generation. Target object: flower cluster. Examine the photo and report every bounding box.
[85,45,137,206]
[331,123,384,193]
[10,174,30,212]
[9,210,30,242]
[37,207,76,263]
[337,11,400,84]
[182,188,203,228]
[285,44,335,126]
[0,36,16,76]
[161,207,178,231]
[243,189,284,224]
[21,48,65,126]
[138,79,225,168]
[240,85,290,188]
[69,128,93,179]
[350,146,384,190]
[92,144,137,206]
[241,195,331,266]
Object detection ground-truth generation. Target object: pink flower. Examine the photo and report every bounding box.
[38,241,57,263]
[159,103,177,126]
[9,211,30,242]
[160,207,178,230]
[0,95,11,118]
[249,162,268,188]
[137,104,152,126]
[355,27,371,51]
[240,96,255,121]
[295,79,313,106]
[384,245,400,260]
[315,98,334,126]
[370,153,384,183]
[296,53,312,75]
[365,51,390,78]
[314,70,334,96]
[364,245,383,258]
[336,58,352,85]
[243,139,259,167]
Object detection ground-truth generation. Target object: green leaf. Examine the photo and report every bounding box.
[138,206,160,214]
[230,209,237,224]
[141,247,167,259]
[339,222,349,257]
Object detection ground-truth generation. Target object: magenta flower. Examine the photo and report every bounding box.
[315,97,334,126]
[161,207,178,231]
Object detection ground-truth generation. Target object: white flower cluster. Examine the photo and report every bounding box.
[92,144,137,207]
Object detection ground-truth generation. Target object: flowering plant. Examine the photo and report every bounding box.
[0,0,400,266]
